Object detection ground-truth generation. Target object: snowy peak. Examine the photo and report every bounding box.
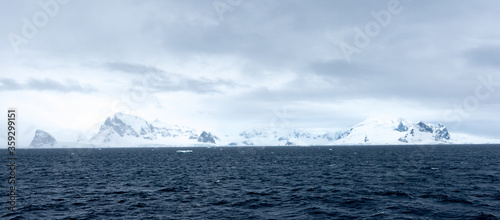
[338,117,450,145]
[197,131,220,144]
[89,112,218,147]
[30,130,57,148]
[90,113,153,144]
[395,120,409,132]
[103,113,154,137]
[399,121,450,143]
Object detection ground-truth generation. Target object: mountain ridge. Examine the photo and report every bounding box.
[27,113,500,148]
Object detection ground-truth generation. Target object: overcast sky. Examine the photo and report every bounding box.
[1,0,500,144]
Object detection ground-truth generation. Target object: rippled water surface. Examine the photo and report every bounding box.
[2,145,500,219]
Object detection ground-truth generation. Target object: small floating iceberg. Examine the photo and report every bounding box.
[176,150,193,153]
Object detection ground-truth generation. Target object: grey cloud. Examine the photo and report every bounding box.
[102,62,165,74]
[465,46,500,68]
[308,60,377,80]
[133,73,235,94]
[152,77,234,94]
[0,78,95,93]
[103,62,236,94]
[140,1,389,69]
[228,69,496,109]
[0,78,21,90]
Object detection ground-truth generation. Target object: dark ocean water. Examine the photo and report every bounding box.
[2,145,500,219]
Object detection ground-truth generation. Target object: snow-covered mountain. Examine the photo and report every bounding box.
[229,118,451,146]
[197,131,220,144]
[84,113,220,147]
[230,117,500,146]
[27,114,500,148]
[29,130,57,148]
[332,117,451,145]
[223,128,345,146]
